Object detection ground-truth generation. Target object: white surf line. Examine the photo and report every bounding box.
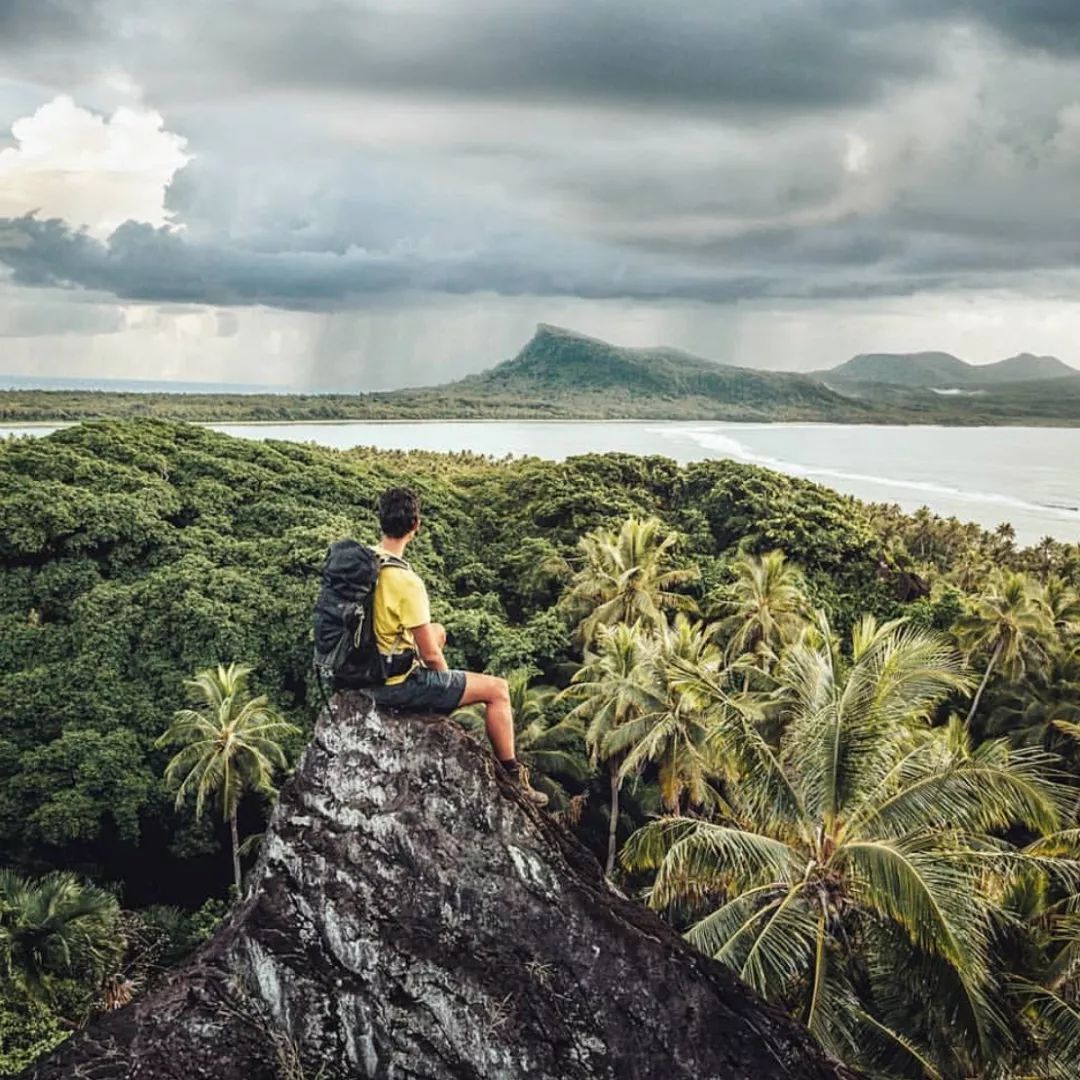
[653,427,1080,522]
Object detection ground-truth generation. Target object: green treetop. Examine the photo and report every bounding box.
[156,663,300,894]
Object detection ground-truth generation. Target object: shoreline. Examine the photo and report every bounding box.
[5,416,1080,432]
[5,418,1079,547]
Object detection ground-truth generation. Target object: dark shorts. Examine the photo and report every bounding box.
[362,666,467,714]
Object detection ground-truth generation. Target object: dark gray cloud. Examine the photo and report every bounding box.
[4,205,1058,310]
[11,0,1064,117]
[201,2,933,112]
[4,0,1080,319]
[0,0,935,116]
[83,0,1079,121]
[0,0,101,43]
[0,213,782,306]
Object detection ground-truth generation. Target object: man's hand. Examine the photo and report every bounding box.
[412,622,449,672]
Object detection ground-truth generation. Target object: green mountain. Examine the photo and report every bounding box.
[5,326,1080,425]
[821,351,972,387]
[972,353,1078,384]
[821,350,1077,388]
[420,323,868,419]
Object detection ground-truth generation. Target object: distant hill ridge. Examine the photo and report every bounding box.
[5,324,1080,424]
[445,323,860,415]
[820,350,1077,388]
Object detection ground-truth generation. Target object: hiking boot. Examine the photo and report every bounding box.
[504,763,549,808]
[516,773,550,809]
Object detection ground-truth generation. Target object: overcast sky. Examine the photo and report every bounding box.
[3,0,1080,389]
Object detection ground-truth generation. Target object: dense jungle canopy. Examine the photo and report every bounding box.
[3,419,1080,1077]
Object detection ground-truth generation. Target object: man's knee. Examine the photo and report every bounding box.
[478,673,510,705]
[461,671,509,706]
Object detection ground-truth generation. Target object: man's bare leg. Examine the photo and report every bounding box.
[422,623,508,755]
[433,632,547,806]
[458,672,514,761]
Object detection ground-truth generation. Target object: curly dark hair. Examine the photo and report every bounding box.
[377,487,421,538]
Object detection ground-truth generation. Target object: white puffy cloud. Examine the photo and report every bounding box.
[0,95,189,237]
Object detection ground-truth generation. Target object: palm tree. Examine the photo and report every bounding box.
[1029,535,1061,579]
[711,549,809,686]
[985,676,1080,752]
[981,850,1080,1078]
[992,521,1018,560]
[0,870,122,1006]
[950,547,997,594]
[560,623,665,876]
[156,663,300,894]
[1043,576,1080,640]
[955,571,1054,726]
[560,516,699,648]
[605,615,728,814]
[454,669,591,808]
[983,633,1080,755]
[622,616,1076,1075]
[908,506,939,563]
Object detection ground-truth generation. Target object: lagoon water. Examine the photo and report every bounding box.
[7,420,1079,546]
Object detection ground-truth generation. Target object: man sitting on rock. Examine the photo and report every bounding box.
[363,486,548,808]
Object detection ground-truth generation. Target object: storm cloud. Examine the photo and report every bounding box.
[4,0,1080,382]
[0,213,779,307]
[0,1,939,112]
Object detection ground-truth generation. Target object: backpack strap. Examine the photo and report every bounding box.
[373,549,414,658]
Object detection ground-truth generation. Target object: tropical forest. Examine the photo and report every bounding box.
[3,418,1080,1078]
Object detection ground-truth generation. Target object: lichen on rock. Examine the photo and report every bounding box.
[22,693,857,1079]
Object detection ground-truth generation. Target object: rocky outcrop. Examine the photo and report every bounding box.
[24,694,856,1079]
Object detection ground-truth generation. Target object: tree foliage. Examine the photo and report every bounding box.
[623,618,1080,1077]
[0,870,122,1005]
[4,419,1080,1076]
[156,663,299,893]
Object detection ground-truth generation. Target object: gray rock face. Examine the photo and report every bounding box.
[24,694,856,1079]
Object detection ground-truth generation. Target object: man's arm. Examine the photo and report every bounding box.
[412,622,449,672]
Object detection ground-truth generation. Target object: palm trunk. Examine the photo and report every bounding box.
[965,638,1003,726]
[605,760,621,879]
[230,808,242,896]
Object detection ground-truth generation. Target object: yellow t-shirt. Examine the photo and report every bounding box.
[372,544,430,685]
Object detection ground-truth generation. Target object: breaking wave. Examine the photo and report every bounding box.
[659,427,1080,524]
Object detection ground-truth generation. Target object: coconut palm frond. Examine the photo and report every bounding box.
[849,1007,945,1080]
[237,832,265,859]
[560,516,700,647]
[730,879,818,997]
[843,838,986,972]
[670,656,807,831]
[850,748,1069,843]
[1008,978,1080,1077]
[626,818,801,909]
[684,882,787,961]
